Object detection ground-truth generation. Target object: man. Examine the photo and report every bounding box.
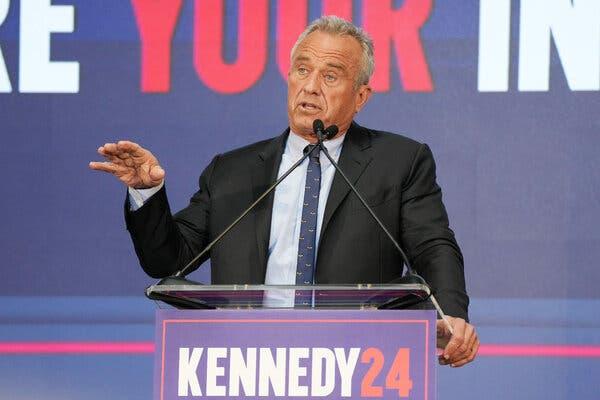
[90,16,478,367]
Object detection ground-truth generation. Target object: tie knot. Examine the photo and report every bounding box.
[304,144,320,161]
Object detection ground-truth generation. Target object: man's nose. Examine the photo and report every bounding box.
[302,72,321,95]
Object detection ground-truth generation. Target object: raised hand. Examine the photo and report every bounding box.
[89,141,165,189]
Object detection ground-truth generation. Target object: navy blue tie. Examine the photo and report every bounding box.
[296,145,321,297]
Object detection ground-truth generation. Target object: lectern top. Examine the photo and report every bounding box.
[146,283,431,310]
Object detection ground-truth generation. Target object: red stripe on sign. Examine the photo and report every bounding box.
[0,342,154,354]
[1,342,600,358]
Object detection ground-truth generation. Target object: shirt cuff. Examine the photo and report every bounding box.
[128,181,164,211]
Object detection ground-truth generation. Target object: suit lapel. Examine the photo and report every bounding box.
[319,122,373,248]
[251,130,288,282]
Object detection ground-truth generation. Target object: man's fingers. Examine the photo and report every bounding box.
[450,338,480,368]
[90,161,142,187]
[457,324,475,355]
[99,141,144,159]
[89,161,131,177]
[465,327,477,352]
[89,161,119,173]
[100,143,120,155]
[96,149,128,167]
[98,144,130,162]
[448,326,476,364]
[116,140,139,149]
[443,317,466,360]
[436,317,479,367]
[98,142,155,168]
[92,141,162,188]
[117,140,146,158]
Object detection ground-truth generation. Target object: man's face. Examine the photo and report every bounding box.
[287,31,372,142]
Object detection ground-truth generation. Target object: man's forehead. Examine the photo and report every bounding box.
[292,32,361,68]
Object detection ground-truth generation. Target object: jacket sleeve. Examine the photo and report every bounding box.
[400,143,469,321]
[124,156,220,278]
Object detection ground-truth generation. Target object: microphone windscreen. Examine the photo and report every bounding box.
[313,119,325,133]
[325,125,339,139]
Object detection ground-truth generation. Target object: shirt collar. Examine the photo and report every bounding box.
[286,130,346,161]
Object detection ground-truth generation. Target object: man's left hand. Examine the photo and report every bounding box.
[436,316,479,367]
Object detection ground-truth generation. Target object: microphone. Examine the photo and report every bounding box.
[324,125,338,140]
[313,119,338,142]
[313,119,326,141]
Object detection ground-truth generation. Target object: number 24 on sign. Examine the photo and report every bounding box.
[361,348,413,398]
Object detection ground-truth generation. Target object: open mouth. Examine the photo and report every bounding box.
[298,102,321,112]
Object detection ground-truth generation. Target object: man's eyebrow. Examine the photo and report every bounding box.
[293,55,311,63]
[292,56,345,71]
[326,62,345,71]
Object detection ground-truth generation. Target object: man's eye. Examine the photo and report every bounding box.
[325,74,337,82]
[297,67,308,75]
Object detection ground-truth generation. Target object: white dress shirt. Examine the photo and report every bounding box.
[264,132,344,285]
[262,132,345,307]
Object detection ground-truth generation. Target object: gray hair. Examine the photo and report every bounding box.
[290,15,374,86]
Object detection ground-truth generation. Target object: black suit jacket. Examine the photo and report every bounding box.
[125,122,469,319]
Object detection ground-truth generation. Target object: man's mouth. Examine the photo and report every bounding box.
[298,102,321,112]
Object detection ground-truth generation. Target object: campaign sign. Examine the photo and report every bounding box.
[155,309,436,399]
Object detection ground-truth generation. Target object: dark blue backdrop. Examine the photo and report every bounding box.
[1,1,599,399]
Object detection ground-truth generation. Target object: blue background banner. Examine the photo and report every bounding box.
[1,0,599,398]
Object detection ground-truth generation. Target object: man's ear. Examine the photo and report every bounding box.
[355,85,373,113]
